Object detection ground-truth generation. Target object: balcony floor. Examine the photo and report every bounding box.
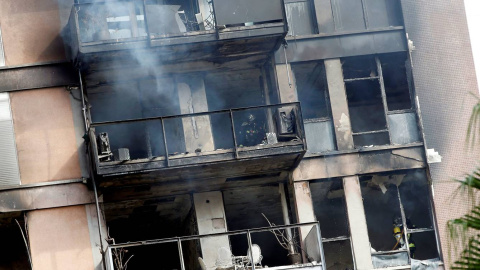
[98,141,305,191]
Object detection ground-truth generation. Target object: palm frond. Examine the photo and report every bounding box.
[466,97,480,148]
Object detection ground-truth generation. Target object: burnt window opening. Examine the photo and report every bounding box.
[105,194,200,269]
[292,61,336,153]
[88,76,185,161]
[223,184,312,267]
[0,213,31,269]
[360,170,440,268]
[342,53,420,148]
[310,179,354,270]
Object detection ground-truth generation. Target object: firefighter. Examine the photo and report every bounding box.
[238,113,264,147]
[392,217,416,258]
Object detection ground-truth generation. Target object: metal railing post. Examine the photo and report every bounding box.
[247,230,255,270]
[160,118,169,167]
[177,239,186,270]
[229,110,238,158]
[315,223,327,270]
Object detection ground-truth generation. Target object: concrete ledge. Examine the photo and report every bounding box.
[292,146,425,181]
[0,182,95,212]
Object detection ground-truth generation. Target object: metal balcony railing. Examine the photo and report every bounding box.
[89,103,305,169]
[106,222,325,270]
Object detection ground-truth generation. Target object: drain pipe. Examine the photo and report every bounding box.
[79,70,107,270]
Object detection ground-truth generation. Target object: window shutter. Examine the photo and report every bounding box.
[0,93,21,186]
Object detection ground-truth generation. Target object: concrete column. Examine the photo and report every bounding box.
[86,204,109,270]
[343,176,373,269]
[177,76,215,153]
[324,59,354,150]
[275,64,298,103]
[293,181,316,242]
[193,191,230,270]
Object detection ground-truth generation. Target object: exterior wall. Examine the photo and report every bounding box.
[401,0,480,266]
[0,0,68,66]
[9,87,81,184]
[27,205,95,270]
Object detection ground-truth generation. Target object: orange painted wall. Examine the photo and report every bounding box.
[10,88,81,184]
[0,0,68,66]
[27,206,94,270]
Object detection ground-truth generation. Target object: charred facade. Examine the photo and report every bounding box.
[0,0,477,270]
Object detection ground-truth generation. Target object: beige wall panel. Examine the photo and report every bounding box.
[0,0,68,66]
[10,88,81,184]
[28,206,94,270]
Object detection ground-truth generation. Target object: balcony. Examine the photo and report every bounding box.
[66,0,287,68]
[106,222,324,270]
[90,103,306,186]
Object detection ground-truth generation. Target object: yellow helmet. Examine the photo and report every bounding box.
[393,226,402,234]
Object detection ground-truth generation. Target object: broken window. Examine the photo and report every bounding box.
[310,179,354,270]
[223,185,291,267]
[105,194,200,269]
[342,53,420,148]
[360,170,440,268]
[206,69,273,149]
[292,61,335,153]
[0,213,31,269]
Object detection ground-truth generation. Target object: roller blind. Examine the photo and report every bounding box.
[0,93,21,186]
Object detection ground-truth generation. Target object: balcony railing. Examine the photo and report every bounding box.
[68,0,287,60]
[106,222,325,270]
[89,103,305,176]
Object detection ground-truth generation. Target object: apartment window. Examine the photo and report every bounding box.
[342,53,420,148]
[311,179,354,270]
[360,170,440,268]
[292,61,335,153]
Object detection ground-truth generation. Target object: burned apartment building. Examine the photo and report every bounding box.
[0,0,478,269]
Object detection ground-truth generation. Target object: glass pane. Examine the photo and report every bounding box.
[380,53,412,111]
[286,1,315,36]
[323,240,354,270]
[345,80,387,133]
[78,2,146,43]
[304,120,336,153]
[331,0,366,31]
[353,132,390,147]
[292,61,329,119]
[388,112,420,145]
[310,179,349,238]
[364,0,403,28]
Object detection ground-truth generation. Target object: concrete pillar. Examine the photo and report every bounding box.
[343,176,373,269]
[275,64,298,103]
[293,181,316,242]
[177,76,215,153]
[324,59,354,150]
[28,206,96,270]
[193,191,230,270]
[86,204,109,270]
